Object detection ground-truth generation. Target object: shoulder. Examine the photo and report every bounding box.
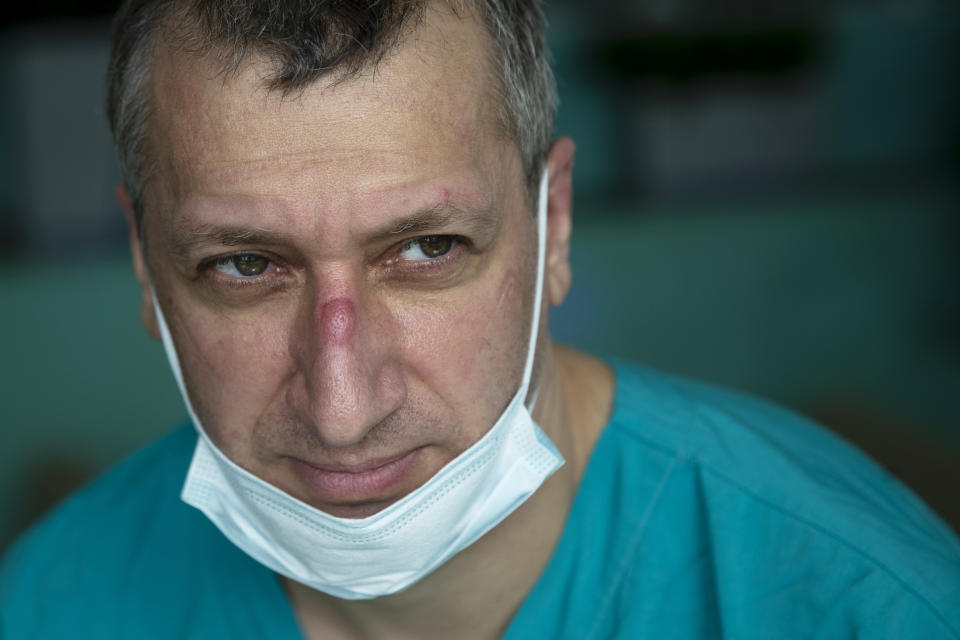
[0,425,227,637]
[2,424,198,564]
[606,360,956,541]
[602,360,960,636]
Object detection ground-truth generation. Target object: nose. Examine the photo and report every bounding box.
[289,287,406,448]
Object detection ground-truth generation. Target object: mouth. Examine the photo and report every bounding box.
[286,448,424,515]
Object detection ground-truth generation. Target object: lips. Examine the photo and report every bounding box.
[287,448,423,507]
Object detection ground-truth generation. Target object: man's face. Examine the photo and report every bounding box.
[134,6,548,518]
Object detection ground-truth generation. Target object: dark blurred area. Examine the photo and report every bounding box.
[2,0,958,551]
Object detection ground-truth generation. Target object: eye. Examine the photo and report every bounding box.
[213,254,271,277]
[398,236,456,261]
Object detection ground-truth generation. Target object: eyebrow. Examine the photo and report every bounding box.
[169,202,503,259]
[378,203,501,240]
[169,224,289,261]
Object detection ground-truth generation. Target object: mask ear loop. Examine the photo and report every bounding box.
[150,286,206,435]
[522,168,549,412]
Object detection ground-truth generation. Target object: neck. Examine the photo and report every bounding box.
[285,342,600,640]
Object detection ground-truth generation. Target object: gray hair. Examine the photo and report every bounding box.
[106,0,557,228]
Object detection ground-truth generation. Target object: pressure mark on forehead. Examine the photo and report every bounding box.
[320,298,356,345]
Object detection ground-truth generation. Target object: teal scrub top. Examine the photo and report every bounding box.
[3,361,959,638]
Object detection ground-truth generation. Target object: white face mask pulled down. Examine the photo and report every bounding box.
[151,169,564,600]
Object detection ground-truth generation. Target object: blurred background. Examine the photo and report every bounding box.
[1,0,958,552]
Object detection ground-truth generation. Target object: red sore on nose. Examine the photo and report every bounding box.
[320,298,356,345]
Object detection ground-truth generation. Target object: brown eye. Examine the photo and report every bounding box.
[417,236,453,258]
[395,235,460,264]
[214,254,270,277]
[234,254,269,276]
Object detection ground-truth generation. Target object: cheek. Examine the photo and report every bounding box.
[394,268,529,419]
[174,305,293,447]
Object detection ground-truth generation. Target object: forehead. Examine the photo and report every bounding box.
[145,3,513,212]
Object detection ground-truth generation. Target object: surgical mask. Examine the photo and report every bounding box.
[153,169,563,600]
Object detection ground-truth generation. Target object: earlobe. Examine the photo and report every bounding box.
[544,138,575,307]
[116,183,160,341]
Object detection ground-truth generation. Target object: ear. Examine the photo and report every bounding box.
[117,183,160,341]
[544,137,575,306]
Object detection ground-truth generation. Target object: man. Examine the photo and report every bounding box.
[2,0,958,638]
